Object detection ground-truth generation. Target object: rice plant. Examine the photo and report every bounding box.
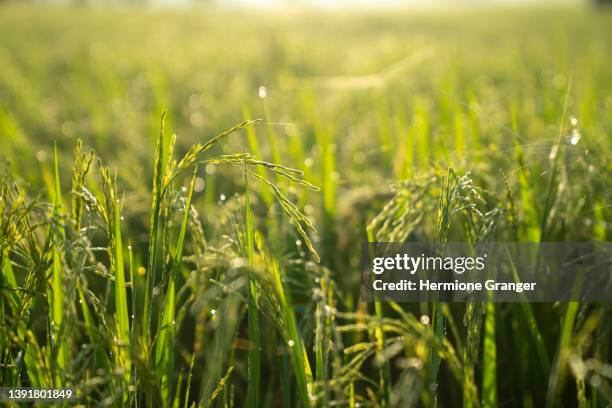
[0,3,611,408]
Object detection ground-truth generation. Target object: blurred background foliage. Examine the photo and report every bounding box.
[1,4,610,246]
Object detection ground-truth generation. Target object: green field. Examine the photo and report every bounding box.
[0,4,611,407]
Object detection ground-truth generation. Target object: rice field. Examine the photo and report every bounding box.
[0,3,611,407]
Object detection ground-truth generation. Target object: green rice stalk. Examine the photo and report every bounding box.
[208,366,235,405]
[155,166,198,404]
[244,169,319,263]
[505,246,550,374]
[546,301,579,408]
[70,139,94,230]
[367,227,391,407]
[482,302,497,407]
[50,144,67,385]
[143,111,168,346]
[173,372,184,408]
[100,165,132,390]
[244,160,261,408]
[270,257,314,406]
[112,191,131,389]
[428,171,452,406]
[184,353,195,408]
[315,275,329,405]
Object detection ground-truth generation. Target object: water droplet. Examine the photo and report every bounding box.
[258,86,268,99]
[570,129,581,145]
[219,194,226,201]
[210,309,216,315]
[296,240,302,246]
[570,116,578,127]
[194,177,205,193]
[304,158,314,168]
[181,186,187,193]
[287,339,295,348]
[120,216,124,221]
[205,163,216,175]
[79,299,83,304]
[420,315,430,325]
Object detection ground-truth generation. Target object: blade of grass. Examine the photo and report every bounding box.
[173,372,184,408]
[315,275,329,405]
[505,246,550,374]
[244,159,261,408]
[268,258,314,407]
[510,104,541,242]
[184,353,195,408]
[482,301,497,407]
[428,302,444,406]
[546,301,579,408]
[112,188,131,389]
[51,143,67,386]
